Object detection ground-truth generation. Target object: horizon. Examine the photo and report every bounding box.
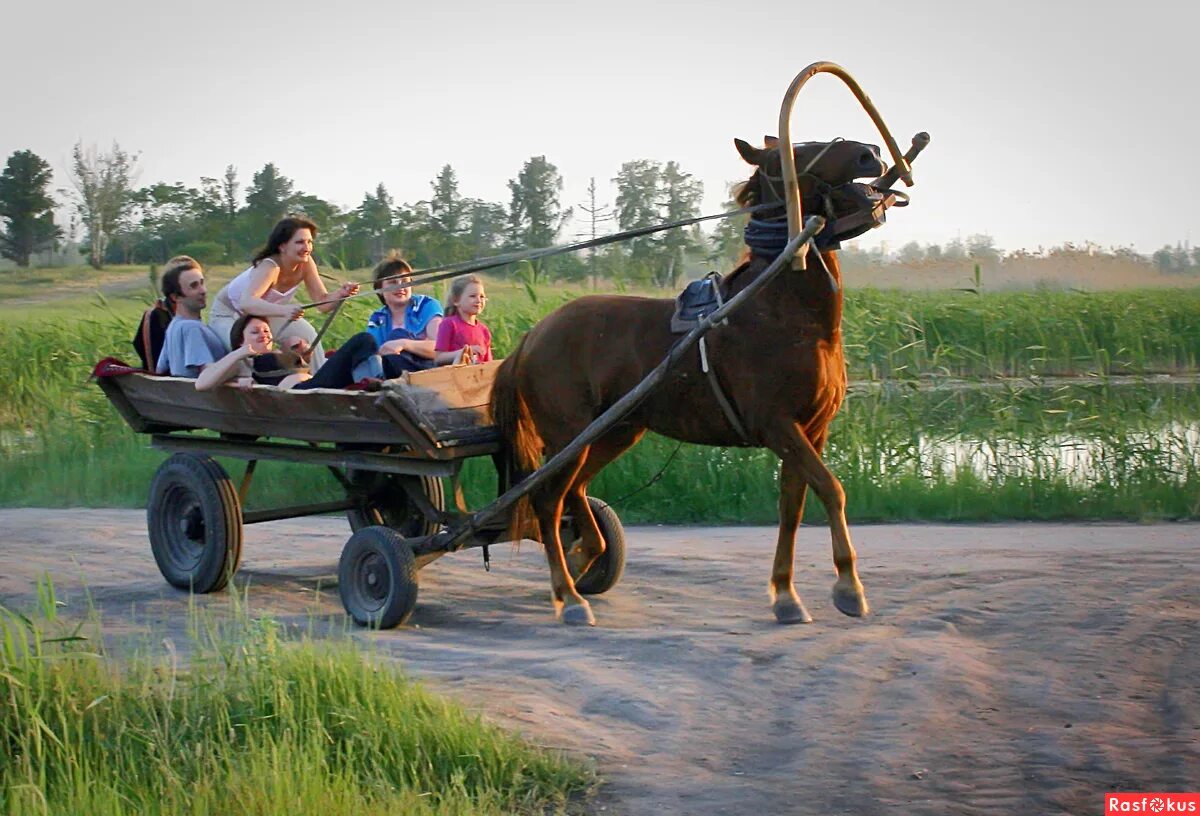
[4,0,1196,256]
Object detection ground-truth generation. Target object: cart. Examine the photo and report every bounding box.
[96,358,628,628]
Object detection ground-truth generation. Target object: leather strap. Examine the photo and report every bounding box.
[698,336,751,443]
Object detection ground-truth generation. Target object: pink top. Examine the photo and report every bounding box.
[435,314,493,362]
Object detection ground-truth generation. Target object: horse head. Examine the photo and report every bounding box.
[733,136,886,211]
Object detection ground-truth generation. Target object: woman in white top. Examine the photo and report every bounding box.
[208,216,359,371]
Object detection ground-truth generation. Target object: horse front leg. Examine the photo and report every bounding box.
[532,451,595,626]
[768,423,869,619]
[770,461,813,624]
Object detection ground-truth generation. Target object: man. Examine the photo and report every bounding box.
[155,256,227,378]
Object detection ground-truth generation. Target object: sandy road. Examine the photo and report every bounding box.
[0,509,1197,815]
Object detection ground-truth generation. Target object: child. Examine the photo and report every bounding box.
[435,275,492,365]
[365,254,444,377]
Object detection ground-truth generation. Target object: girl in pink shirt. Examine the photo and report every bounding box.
[435,275,493,365]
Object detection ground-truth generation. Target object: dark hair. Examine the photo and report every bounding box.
[444,274,484,317]
[251,216,319,265]
[229,313,269,349]
[372,253,414,305]
[160,255,202,308]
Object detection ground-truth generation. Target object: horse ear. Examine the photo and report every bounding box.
[763,135,780,148]
[734,138,762,165]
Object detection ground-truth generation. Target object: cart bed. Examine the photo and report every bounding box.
[97,359,503,456]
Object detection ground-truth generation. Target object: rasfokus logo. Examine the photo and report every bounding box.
[1106,793,1200,814]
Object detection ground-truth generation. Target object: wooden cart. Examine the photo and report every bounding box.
[96,360,627,627]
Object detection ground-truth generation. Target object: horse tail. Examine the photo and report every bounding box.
[490,341,543,544]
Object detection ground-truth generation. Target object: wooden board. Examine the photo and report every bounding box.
[390,360,502,441]
[98,366,501,455]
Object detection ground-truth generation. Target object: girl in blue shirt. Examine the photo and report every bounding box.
[365,255,444,376]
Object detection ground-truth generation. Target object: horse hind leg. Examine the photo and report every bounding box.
[770,462,814,624]
[561,427,644,580]
[768,423,869,619]
[531,447,597,626]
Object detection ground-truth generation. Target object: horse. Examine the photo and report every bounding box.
[489,136,887,626]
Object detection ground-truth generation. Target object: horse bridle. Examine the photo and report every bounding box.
[753,141,909,249]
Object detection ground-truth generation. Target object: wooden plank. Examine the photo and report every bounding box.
[99,370,503,451]
[392,360,501,438]
[149,435,467,475]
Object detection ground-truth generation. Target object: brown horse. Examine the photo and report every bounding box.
[490,137,886,626]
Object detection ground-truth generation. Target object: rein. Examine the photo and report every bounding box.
[299,201,785,313]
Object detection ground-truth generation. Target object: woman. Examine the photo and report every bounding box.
[195,314,381,392]
[208,216,359,371]
[365,254,444,377]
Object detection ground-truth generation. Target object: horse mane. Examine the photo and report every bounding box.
[732,174,757,208]
[719,169,762,291]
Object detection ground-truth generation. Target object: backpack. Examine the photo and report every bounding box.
[132,301,173,372]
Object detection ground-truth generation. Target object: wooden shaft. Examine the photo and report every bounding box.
[776,61,913,252]
[435,216,826,553]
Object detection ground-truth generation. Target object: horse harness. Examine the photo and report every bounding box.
[671,274,751,443]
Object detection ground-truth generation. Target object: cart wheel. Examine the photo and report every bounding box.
[338,526,419,629]
[564,497,626,596]
[146,453,243,593]
[347,472,445,538]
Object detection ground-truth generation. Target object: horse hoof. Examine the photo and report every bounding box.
[561,603,596,627]
[832,580,870,618]
[773,598,813,625]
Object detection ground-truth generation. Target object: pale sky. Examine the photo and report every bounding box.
[3,0,1197,255]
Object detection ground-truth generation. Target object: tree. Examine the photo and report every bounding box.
[577,177,615,288]
[896,241,925,264]
[345,183,395,267]
[126,182,201,263]
[658,161,703,287]
[429,165,467,238]
[708,183,748,270]
[507,156,570,281]
[0,150,61,267]
[463,199,507,259]
[69,141,138,269]
[241,163,296,244]
[966,233,1000,264]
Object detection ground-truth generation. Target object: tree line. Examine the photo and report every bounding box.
[1,145,1192,286]
[0,143,712,287]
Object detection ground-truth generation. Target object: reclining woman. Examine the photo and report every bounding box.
[208,216,359,371]
[196,314,382,392]
[365,254,444,377]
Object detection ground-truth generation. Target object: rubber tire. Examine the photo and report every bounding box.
[565,497,626,596]
[146,453,243,593]
[338,526,419,629]
[346,473,445,538]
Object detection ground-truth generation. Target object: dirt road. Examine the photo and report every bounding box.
[1,509,1196,815]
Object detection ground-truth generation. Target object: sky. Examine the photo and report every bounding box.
[3,0,1197,256]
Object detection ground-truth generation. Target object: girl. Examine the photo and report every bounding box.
[196,314,381,392]
[365,254,444,376]
[435,274,492,365]
[208,216,359,371]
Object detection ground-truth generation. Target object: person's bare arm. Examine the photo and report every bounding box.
[236,260,304,320]
[301,258,359,313]
[195,346,256,391]
[382,316,443,358]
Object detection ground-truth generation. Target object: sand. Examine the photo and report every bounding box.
[0,509,1196,815]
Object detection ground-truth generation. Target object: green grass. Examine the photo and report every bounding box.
[0,271,1199,520]
[0,583,594,815]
